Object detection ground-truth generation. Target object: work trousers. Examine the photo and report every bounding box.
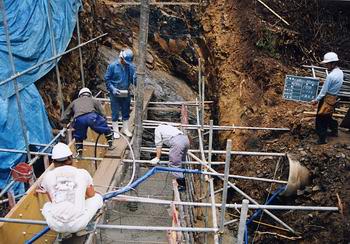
[73,112,112,141]
[315,98,338,142]
[169,134,190,178]
[110,94,131,121]
[42,194,103,233]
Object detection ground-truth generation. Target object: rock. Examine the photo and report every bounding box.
[146,52,154,64]
[300,150,308,156]
[305,186,313,193]
[312,185,321,192]
[297,189,304,196]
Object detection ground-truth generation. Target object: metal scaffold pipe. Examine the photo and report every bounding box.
[46,0,64,114]
[219,140,232,244]
[75,5,85,87]
[0,0,32,162]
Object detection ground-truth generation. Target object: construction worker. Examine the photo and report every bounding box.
[104,48,136,139]
[312,52,344,144]
[39,143,103,233]
[150,124,190,190]
[61,87,114,157]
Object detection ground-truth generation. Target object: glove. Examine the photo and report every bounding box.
[112,87,121,96]
[150,157,160,165]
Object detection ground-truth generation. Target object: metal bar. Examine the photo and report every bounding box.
[75,6,85,87]
[111,1,201,5]
[188,152,296,233]
[201,76,205,129]
[97,98,213,106]
[256,0,290,25]
[141,146,286,157]
[218,140,231,243]
[173,179,188,243]
[208,120,213,168]
[0,33,107,86]
[0,0,32,161]
[237,199,249,244]
[209,179,219,244]
[112,195,338,211]
[0,218,218,232]
[46,0,64,114]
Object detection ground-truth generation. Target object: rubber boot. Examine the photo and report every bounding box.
[122,120,132,137]
[112,121,120,139]
[75,142,83,159]
[105,132,115,150]
[176,178,186,192]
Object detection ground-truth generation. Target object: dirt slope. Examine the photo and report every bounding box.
[201,0,349,243]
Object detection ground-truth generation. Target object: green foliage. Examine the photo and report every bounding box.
[255,28,280,58]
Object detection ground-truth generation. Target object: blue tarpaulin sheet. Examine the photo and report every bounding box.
[0,0,81,191]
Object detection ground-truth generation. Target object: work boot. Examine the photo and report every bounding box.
[105,132,115,150]
[75,142,83,159]
[176,178,186,192]
[112,121,120,139]
[122,120,132,137]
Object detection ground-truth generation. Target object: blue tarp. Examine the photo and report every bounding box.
[0,0,81,191]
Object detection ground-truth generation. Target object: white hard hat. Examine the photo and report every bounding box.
[78,87,92,97]
[52,142,73,161]
[119,48,134,64]
[320,52,339,64]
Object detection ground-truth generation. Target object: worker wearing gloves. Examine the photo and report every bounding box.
[61,87,114,157]
[151,124,190,191]
[104,48,136,139]
[39,143,103,234]
[312,52,343,144]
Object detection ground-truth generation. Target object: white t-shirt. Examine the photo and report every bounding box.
[41,165,93,223]
[154,125,183,147]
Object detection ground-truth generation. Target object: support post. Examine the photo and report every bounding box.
[209,178,219,244]
[0,0,32,161]
[75,6,85,87]
[208,120,213,168]
[46,0,64,115]
[237,199,249,244]
[218,139,232,243]
[201,76,205,129]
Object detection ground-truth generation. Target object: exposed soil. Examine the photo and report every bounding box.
[201,0,350,243]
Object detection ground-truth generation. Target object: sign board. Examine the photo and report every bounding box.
[283,75,320,102]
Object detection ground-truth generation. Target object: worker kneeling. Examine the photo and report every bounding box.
[151,125,190,191]
[61,87,114,157]
[39,143,103,233]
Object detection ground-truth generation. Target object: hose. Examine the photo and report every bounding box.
[244,186,286,244]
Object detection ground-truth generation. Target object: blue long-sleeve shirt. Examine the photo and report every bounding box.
[104,59,136,92]
[316,67,343,101]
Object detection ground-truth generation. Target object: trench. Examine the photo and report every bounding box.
[28,0,350,244]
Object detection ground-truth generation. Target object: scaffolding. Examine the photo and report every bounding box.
[0,1,341,244]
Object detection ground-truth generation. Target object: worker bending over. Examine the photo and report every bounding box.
[61,87,114,157]
[151,124,190,190]
[312,52,344,144]
[104,48,136,139]
[39,143,103,233]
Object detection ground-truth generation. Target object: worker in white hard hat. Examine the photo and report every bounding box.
[311,52,344,144]
[38,142,103,234]
[104,48,136,139]
[61,87,114,157]
[150,124,190,191]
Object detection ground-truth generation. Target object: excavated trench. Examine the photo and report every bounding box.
[32,0,350,243]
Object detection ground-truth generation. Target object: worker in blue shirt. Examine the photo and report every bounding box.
[104,48,136,139]
[312,52,344,144]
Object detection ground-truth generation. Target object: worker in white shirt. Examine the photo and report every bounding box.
[150,124,190,190]
[39,143,103,234]
[311,52,344,144]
